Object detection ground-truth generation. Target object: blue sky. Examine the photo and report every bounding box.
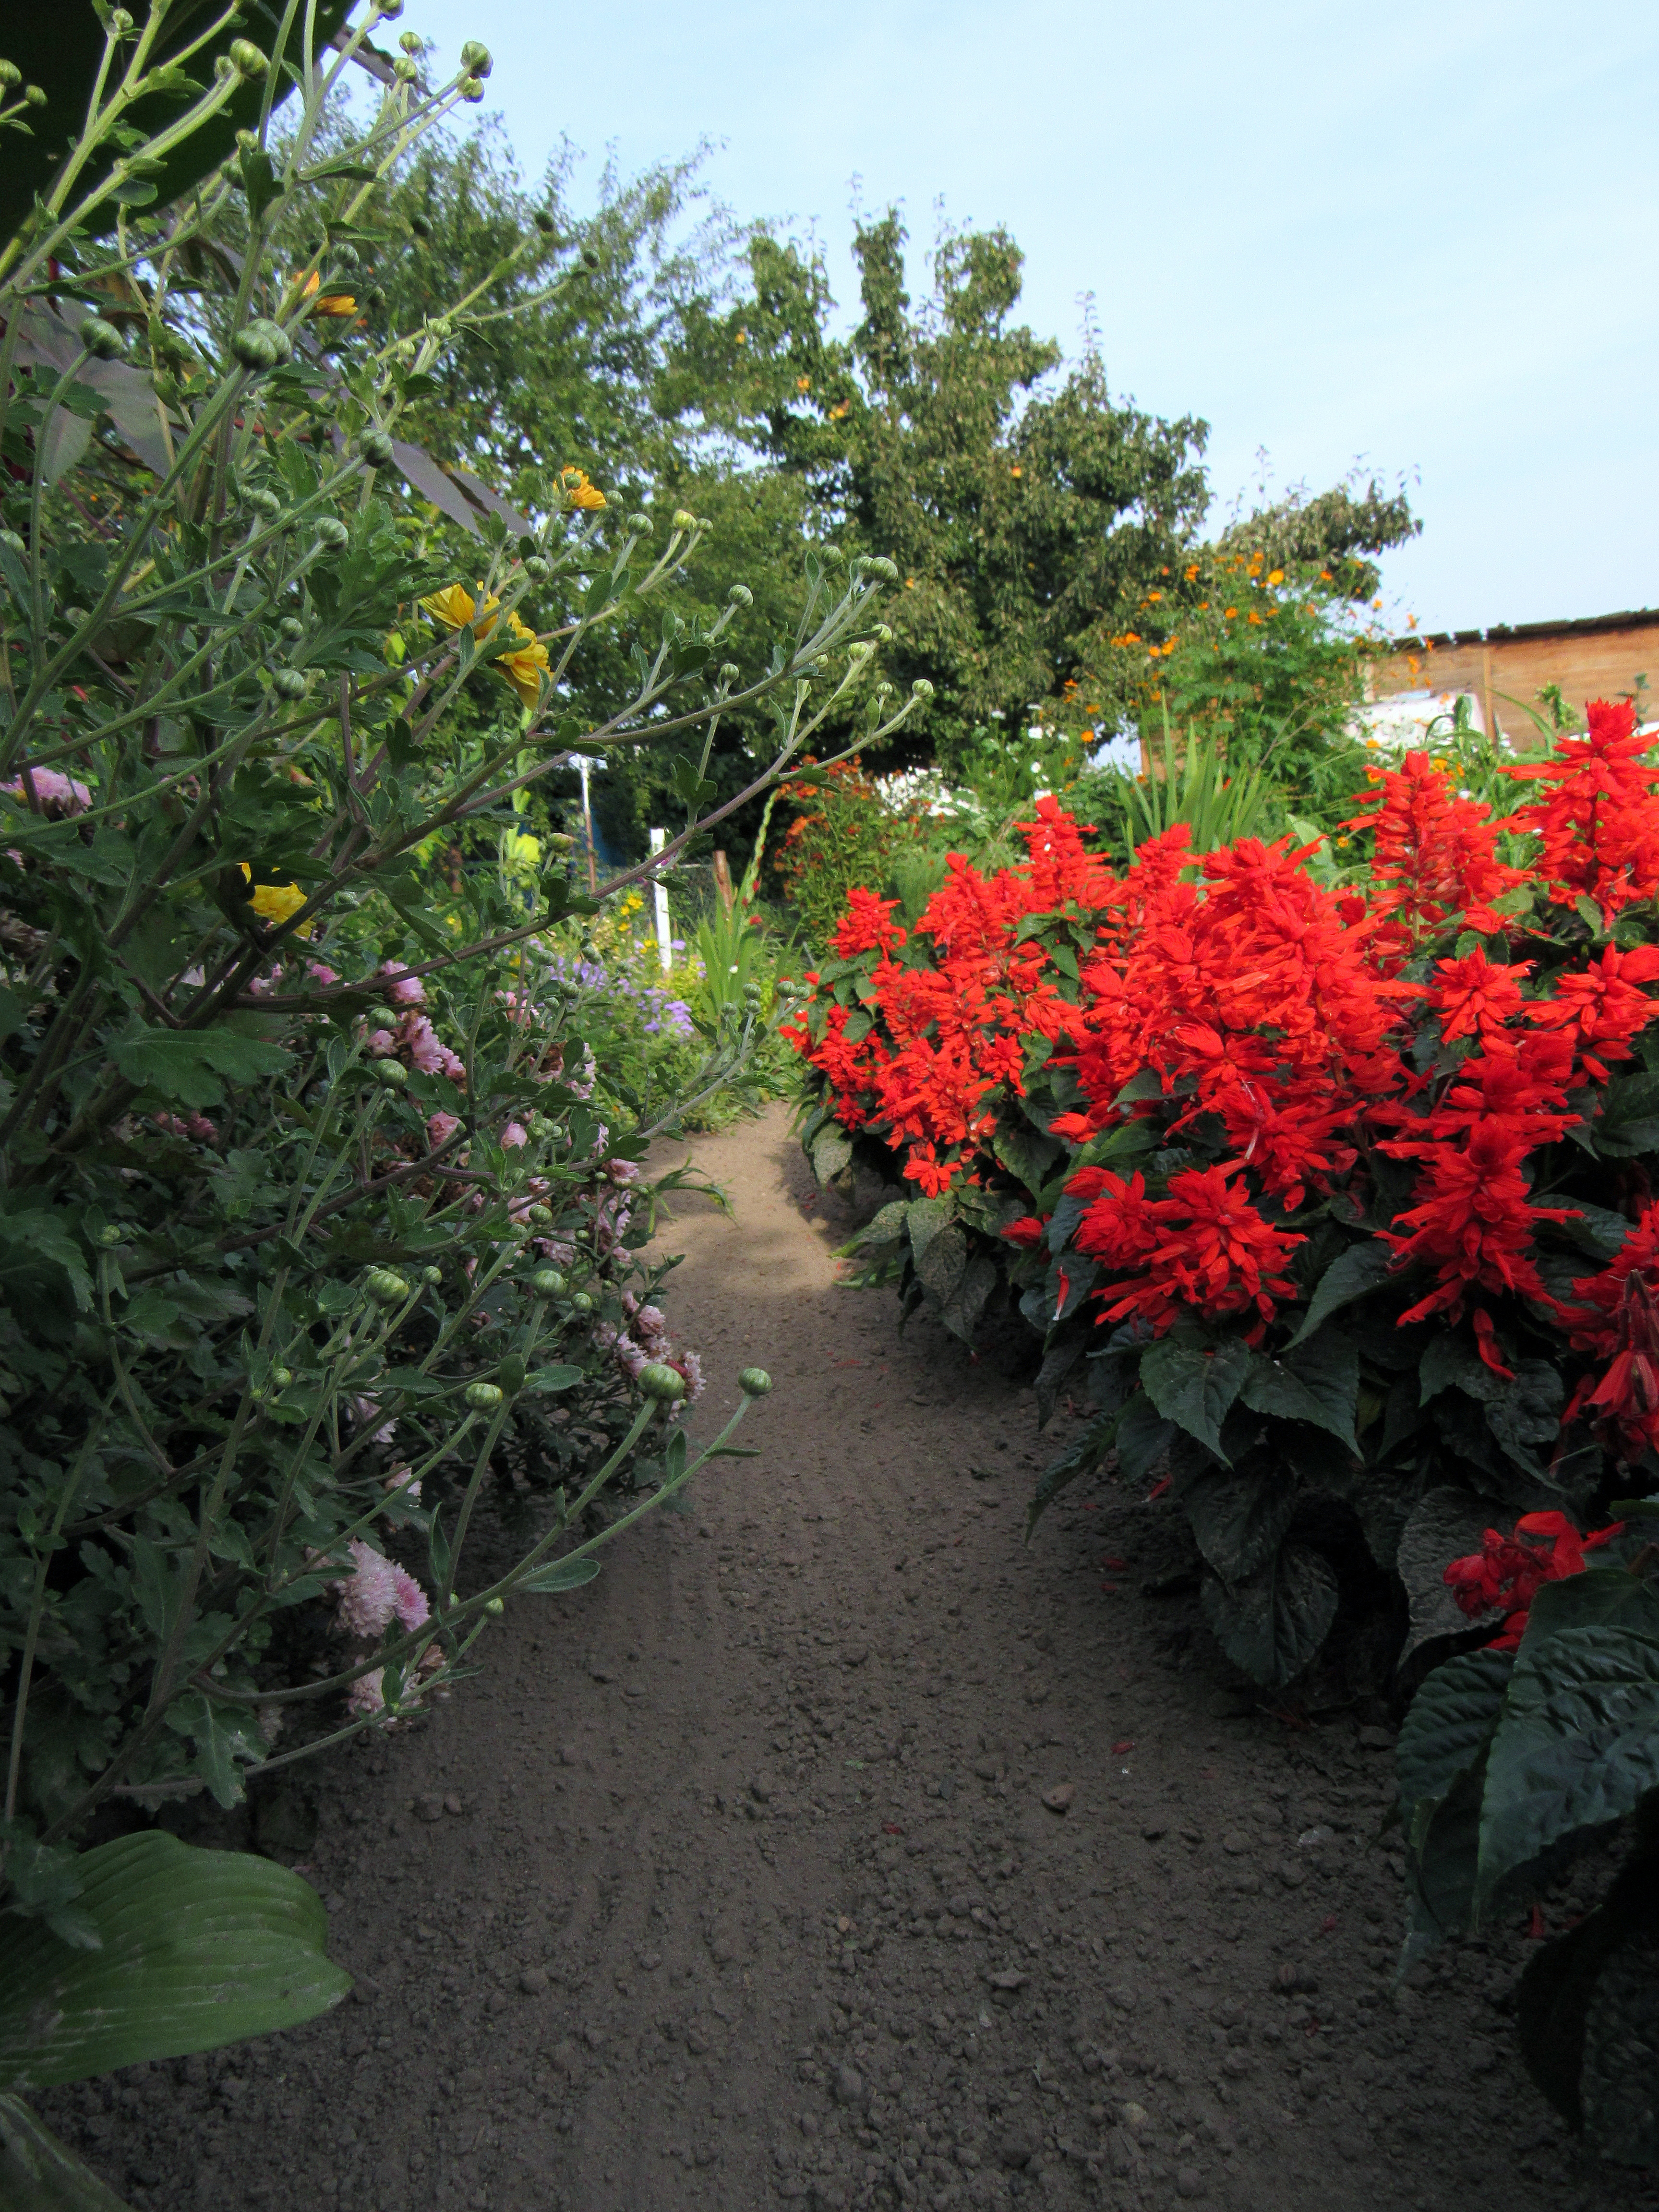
[418,0,1656,635]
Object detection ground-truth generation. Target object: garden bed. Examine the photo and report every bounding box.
[38,1106,1647,2212]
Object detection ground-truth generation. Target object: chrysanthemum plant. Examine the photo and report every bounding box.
[0,0,917,2153]
[796,709,1659,2159]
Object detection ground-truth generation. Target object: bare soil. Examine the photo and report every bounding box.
[44,1103,1659,2212]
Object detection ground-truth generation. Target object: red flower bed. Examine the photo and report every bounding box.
[792,700,1659,1685]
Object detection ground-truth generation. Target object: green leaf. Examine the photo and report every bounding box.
[1403,1746,1489,1955]
[523,1364,582,1394]
[518,1555,601,1594]
[1285,1239,1392,1347]
[1594,1070,1659,1157]
[1395,1645,1512,1836]
[1177,1458,1299,1583]
[0,2093,134,2210]
[903,1194,954,1264]
[1477,1623,1659,1913]
[1140,1336,1254,1461]
[843,1200,907,1252]
[112,1028,291,1109]
[0,1834,350,2091]
[1199,1542,1338,1686]
[810,1125,853,1185]
[1114,1393,1176,1486]
[1240,1330,1359,1451]
[1025,1407,1124,1537]
[939,1252,997,1344]
[1396,1485,1513,1657]
[1419,1330,1507,1406]
[913,1221,968,1310]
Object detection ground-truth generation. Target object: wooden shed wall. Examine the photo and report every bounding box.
[1370,619,1659,743]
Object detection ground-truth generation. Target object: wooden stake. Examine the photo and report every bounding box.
[712,849,734,916]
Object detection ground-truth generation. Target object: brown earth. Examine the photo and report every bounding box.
[42,1102,1658,2212]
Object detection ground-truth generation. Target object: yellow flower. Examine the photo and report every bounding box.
[294,270,357,318]
[1010,465,1023,479]
[829,398,851,421]
[735,328,748,346]
[421,582,495,635]
[1184,564,1200,581]
[1267,569,1284,586]
[495,609,550,709]
[559,466,606,511]
[1223,606,1238,619]
[797,374,812,393]
[240,865,312,934]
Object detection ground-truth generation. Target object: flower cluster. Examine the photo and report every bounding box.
[1444,1511,1623,1649]
[794,704,1659,1450]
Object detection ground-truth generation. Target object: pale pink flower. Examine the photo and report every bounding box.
[401,1014,445,1074]
[332,1539,401,1637]
[634,1304,669,1347]
[306,960,340,986]
[439,1044,466,1084]
[379,960,426,1006]
[346,1668,385,1718]
[4,768,92,817]
[349,1395,396,1447]
[501,1121,529,1149]
[427,1110,461,1150]
[364,1026,396,1057]
[604,1157,641,1186]
[388,1562,430,1631]
[673,1350,705,1404]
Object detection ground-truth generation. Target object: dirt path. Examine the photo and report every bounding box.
[50,1104,1651,2212]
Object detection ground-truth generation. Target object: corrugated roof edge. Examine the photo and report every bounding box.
[1388,608,1659,652]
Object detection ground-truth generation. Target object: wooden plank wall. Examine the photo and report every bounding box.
[1370,619,1659,744]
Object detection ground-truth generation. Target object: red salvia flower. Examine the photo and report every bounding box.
[1445,1511,1624,1649]
[1504,698,1659,918]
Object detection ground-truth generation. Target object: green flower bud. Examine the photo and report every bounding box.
[393,55,419,82]
[459,74,485,100]
[580,246,601,271]
[95,1223,125,1248]
[365,1267,409,1304]
[232,319,292,372]
[526,1202,553,1224]
[483,1595,505,1614]
[671,509,697,533]
[248,487,282,518]
[271,1366,293,1388]
[79,317,123,361]
[377,0,404,17]
[532,1267,566,1297]
[407,204,432,236]
[865,555,899,582]
[720,662,741,686]
[911,677,935,701]
[399,29,422,51]
[108,8,134,29]
[24,84,47,108]
[422,1265,443,1284]
[738,1367,773,1397]
[357,428,395,468]
[271,668,307,700]
[872,624,894,645]
[0,530,24,556]
[313,517,350,552]
[371,1057,408,1088]
[533,208,556,236]
[570,1290,595,1315]
[627,510,650,532]
[464,1381,503,1411]
[726,583,752,607]
[368,1004,399,1028]
[524,554,551,581]
[215,54,238,82]
[278,615,304,640]
[459,39,493,74]
[228,38,269,75]
[639,1362,687,1404]
[819,544,844,565]
[0,62,21,89]
[235,128,259,154]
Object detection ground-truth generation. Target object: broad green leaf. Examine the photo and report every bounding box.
[913,1221,968,1309]
[939,1252,997,1344]
[1177,1457,1299,1583]
[523,1364,582,1394]
[0,2093,133,2210]
[1114,1394,1176,1486]
[1285,1238,1392,1347]
[112,1028,291,1109]
[1419,1330,1506,1407]
[0,1834,350,2091]
[1240,1329,1359,1451]
[1396,1485,1513,1657]
[1403,1746,1489,1958]
[1478,1623,1659,1914]
[1594,1069,1659,1157]
[1199,1542,1337,1687]
[810,1125,853,1184]
[1395,1645,1512,1834]
[518,1555,601,1593]
[1025,1406,1123,1538]
[903,1195,954,1264]
[1140,1335,1254,1460]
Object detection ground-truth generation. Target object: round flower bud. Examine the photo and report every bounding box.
[399,27,421,48]
[393,56,419,83]
[271,1366,293,1388]
[627,510,650,531]
[638,1362,687,1404]
[78,317,123,361]
[866,555,899,582]
[819,544,844,565]
[248,487,282,517]
[532,1267,566,1297]
[365,1267,409,1305]
[872,623,894,644]
[24,84,47,108]
[738,1367,773,1397]
[228,38,268,75]
[726,583,753,607]
[0,62,22,88]
[109,7,134,27]
[407,205,432,237]
[371,1057,408,1088]
[95,1223,125,1248]
[459,74,485,100]
[671,509,697,533]
[278,615,305,641]
[422,1264,443,1283]
[911,677,935,701]
[235,128,259,153]
[720,662,741,686]
[357,428,394,468]
[271,668,308,701]
[459,39,493,73]
[543,831,574,852]
[570,1290,595,1315]
[377,0,405,16]
[368,1004,398,1028]
[232,318,292,371]
[526,1202,553,1224]
[533,208,556,237]
[581,246,601,271]
[464,1381,504,1411]
[524,554,551,581]
[0,530,24,556]
[313,516,350,552]
[483,1595,505,1614]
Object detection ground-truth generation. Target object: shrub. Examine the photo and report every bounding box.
[0,0,918,2040]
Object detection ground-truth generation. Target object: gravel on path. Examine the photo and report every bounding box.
[43,1102,1655,2212]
